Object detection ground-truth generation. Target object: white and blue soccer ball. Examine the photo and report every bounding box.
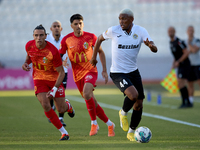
[134,126,152,143]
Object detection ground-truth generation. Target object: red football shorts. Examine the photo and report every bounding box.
[34,80,65,98]
[75,72,97,97]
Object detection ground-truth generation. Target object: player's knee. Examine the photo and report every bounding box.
[42,103,51,112]
[57,107,65,114]
[83,92,92,100]
[128,92,138,101]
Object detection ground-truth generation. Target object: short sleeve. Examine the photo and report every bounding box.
[196,39,200,48]
[53,49,62,68]
[59,36,67,55]
[140,27,153,42]
[102,27,112,40]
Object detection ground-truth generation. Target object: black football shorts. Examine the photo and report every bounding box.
[110,69,145,100]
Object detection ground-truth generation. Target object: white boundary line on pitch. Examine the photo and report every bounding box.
[67,95,200,128]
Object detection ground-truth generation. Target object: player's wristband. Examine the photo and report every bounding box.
[50,86,58,97]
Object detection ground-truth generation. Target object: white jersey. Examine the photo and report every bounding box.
[102,24,153,73]
[185,37,200,66]
[46,33,68,73]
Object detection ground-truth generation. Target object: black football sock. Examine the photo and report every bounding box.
[122,96,135,112]
[50,99,54,107]
[59,113,64,118]
[180,86,190,105]
[130,108,143,130]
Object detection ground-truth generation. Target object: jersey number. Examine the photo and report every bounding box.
[119,79,128,88]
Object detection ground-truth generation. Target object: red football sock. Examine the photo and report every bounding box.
[96,104,109,123]
[85,97,96,121]
[45,108,62,129]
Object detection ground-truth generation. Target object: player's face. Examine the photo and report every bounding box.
[119,14,133,31]
[71,19,84,36]
[51,22,62,37]
[33,29,47,49]
[168,27,175,39]
[187,26,194,37]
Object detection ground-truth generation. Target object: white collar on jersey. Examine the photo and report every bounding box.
[123,23,134,36]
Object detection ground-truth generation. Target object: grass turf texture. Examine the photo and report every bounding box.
[0,84,200,150]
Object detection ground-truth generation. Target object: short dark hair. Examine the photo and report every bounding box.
[70,14,83,23]
[33,24,46,34]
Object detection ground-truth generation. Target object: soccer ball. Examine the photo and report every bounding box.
[134,126,152,143]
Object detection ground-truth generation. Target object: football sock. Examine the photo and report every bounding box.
[122,96,135,112]
[44,108,62,129]
[85,97,97,121]
[59,113,64,118]
[91,120,98,125]
[106,119,113,126]
[189,96,194,104]
[59,117,63,120]
[180,86,190,105]
[96,104,109,123]
[50,99,54,107]
[128,127,135,133]
[130,108,143,130]
[121,109,127,116]
[59,126,68,135]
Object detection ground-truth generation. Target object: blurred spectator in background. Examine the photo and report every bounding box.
[168,26,192,108]
[46,20,69,127]
[185,25,200,105]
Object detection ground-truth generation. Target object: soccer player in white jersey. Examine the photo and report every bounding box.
[46,20,71,127]
[185,25,200,105]
[90,9,157,141]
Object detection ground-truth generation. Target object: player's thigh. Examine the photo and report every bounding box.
[36,92,51,111]
[177,78,187,88]
[124,85,138,100]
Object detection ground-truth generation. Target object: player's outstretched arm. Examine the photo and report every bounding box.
[90,34,105,67]
[144,38,158,53]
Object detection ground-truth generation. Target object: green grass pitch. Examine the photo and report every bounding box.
[0,84,200,150]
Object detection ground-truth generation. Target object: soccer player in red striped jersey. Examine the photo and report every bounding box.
[22,25,75,141]
[59,14,115,137]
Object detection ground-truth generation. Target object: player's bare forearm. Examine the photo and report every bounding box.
[144,39,157,53]
[98,47,108,84]
[54,65,65,88]
[188,44,199,53]
[177,49,189,63]
[149,43,158,53]
[98,47,107,72]
[22,55,31,71]
[91,34,105,67]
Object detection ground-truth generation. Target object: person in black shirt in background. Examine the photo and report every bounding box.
[168,26,192,108]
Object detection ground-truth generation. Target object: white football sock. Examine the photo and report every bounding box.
[59,117,63,120]
[128,127,135,133]
[91,120,97,125]
[59,126,68,135]
[106,119,113,126]
[121,109,128,116]
[189,96,194,103]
